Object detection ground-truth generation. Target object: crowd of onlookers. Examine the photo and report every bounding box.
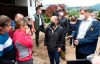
[0,6,100,64]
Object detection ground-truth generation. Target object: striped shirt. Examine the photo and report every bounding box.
[0,32,13,57]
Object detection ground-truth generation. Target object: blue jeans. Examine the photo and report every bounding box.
[48,50,60,64]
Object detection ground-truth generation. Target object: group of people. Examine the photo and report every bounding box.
[45,7,100,64]
[68,8,100,64]
[0,14,33,64]
[0,6,100,64]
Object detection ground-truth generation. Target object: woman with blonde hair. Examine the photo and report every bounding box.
[13,19,33,64]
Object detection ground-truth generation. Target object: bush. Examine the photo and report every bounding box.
[45,4,66,17]
[98,10,100,18]
[43,14,50,23]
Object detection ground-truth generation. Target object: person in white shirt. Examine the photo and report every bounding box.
[31,7,45,48]
[67,8,100,59]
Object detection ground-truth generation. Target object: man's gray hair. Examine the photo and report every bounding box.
[92,11,99,17]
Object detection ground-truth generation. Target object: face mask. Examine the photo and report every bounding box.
[79,15,85,20]
[39,10,42,14]
[59,12,64,16]
[50,22,55,27]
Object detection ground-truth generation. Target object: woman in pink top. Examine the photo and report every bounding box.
[13,19,33,64]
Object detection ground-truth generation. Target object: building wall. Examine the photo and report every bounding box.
[28,0,36,17]
[15,0,28,6]
[15,0,36,17]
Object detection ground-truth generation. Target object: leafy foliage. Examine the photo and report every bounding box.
[98,10,100,18]
[44,4,67,23]
[45,4,66,17]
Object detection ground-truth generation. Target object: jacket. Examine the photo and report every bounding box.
[34,14,45,31]
[58,17,71,36]
[72,20,100,54]
[58,17,70,31]
[0,32,16,60]
[13,29,33,61]
[44,24,64,52]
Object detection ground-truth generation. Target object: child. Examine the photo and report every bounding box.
[0,15,16,64]
[13,19,33,64]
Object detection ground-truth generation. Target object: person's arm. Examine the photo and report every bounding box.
[66,20,79,39]
[31,15,36,32]
[60,28,65,49]
[44,28,48,46]
[13,32,33,47]
[31,20,36,32]
[0,45,4,57]
[0,37,4,58]
[78,29,99,45]
[78,21,100,45]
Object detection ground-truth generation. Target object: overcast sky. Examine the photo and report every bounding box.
[42,0,100,7]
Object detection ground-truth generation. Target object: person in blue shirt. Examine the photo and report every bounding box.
[9,13,24,39]
[0,15,16,64]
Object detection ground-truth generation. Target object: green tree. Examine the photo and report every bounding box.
[98,10,100,18]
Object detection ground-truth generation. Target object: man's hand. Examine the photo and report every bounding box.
[74,40,79,45]
[66,35,73,40]
[92,55,100,64]
[58,47,61,52]
[44,46,47,50]
[32,28,36,32]
[26,26,31,34]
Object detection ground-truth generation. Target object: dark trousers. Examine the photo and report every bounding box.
[0,60,15,64]
[76,46,90,59]
[48,50,60,64]
[17,58,33,64]
[62,30,67,51]
[35,26,45,47]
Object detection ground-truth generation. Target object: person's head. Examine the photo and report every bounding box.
[0,15,11,34]
[71,15,76,21]
[35,7,42,14]
[15,13,24,21]
[79,8,92,20]
[58,9,64,17]
[23,16,31,25]
[92,11,99,19]
[15,18,27,31]
[50,16,58,27]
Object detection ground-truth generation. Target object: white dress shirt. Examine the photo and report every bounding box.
[77,16,93,39]
[31,14,42,26]
[39,15,42,26]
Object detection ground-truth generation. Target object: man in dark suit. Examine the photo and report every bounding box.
[67,8,100,59]
[57,9,70,59]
